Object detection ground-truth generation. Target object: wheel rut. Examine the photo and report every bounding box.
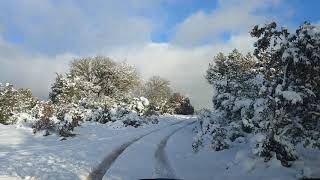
[86,121,184,180]
[154,121,195,179]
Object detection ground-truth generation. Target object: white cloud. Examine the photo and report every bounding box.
[0,35,75,98]
[0,0,158,54]
[0,32,254,109]
[173,0,284,47]
[0,0,287,109]
[103,33,255,108]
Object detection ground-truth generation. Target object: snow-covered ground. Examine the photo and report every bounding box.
[167,124,320,180]
[103,119,195,180]
[1,115,319,180]
[0,116,188,180]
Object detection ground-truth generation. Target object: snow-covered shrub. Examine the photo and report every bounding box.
[258,135,298,167]
[192,109,210,152]
[145,115,159,124]
[210,125,230,151]
[164,92,194,115]
[31,101,77,137]
[56,120,77,137]
[192,109,231,152]
[54,95,152,129]
[129,97,150,116]
[13,113,37,128]
[29,96,151,137]
[0,83,37,124]
[32,102,56,135]
[119,112,146,128]
[103,97,151,127]
[193,108,248,152]
[143,105,161,117]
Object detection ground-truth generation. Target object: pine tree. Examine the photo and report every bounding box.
[206,49,259,126]
[251,22,320,166]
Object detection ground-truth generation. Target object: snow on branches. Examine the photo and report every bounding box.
[195,22,320,167]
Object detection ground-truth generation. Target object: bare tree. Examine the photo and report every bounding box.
[143,76,172,111]
[51,56,141,104]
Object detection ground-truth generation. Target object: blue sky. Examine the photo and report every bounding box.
[150,0,218,42]
[0,0,319,108]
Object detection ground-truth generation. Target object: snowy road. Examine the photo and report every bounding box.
[154,121,195,178]
[87,120,190,180]
[102,119,195,180]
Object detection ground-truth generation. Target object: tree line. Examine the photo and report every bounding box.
[0,56,194,136]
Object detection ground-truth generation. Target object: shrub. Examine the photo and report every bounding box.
[164,92,194,115]
[0,83,37,124]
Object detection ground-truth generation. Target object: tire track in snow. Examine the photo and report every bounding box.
[86,121,184,180]
[154,121,195,179]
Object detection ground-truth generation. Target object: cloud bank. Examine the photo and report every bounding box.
[0,0,289,109]
[0,33,254,108]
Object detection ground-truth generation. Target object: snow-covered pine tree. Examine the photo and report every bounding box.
[251,22,320,166]
[206,49,262,131]
[194,49,266,151]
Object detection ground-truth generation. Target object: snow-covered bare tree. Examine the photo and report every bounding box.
[50,56,141,105]
[70,57,140,99]
[143,76,172,112]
